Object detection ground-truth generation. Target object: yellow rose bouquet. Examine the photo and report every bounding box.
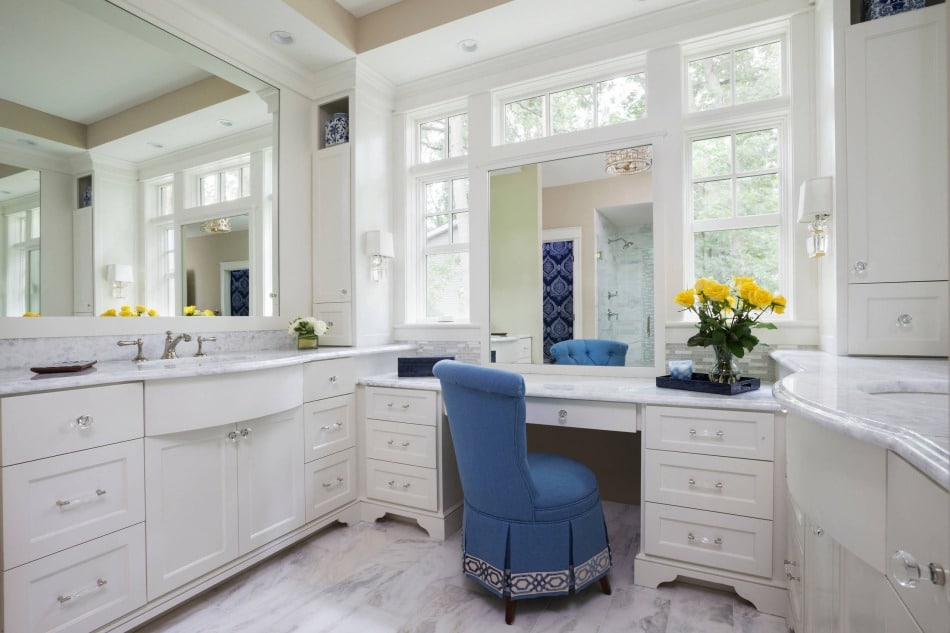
[674,276,787,383]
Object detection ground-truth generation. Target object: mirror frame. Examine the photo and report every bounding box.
[475,136,668,378]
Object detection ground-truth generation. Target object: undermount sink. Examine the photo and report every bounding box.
[136,353,258,370]
[857,380,949,407]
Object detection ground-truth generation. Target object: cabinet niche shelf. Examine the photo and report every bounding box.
[76,174,92,208]
[317,96,350,150]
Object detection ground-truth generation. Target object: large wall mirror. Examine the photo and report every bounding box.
[0,0,277,320]
[489,146,659,371]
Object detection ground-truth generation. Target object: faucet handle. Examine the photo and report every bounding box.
[117,338,147,363]
[195,336,217,357]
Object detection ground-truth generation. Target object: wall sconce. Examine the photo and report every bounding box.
[366,230,394,282]
[107,264,133,298]
[797,176,833,258]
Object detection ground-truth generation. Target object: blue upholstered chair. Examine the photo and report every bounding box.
[432,360,612,625]
[549,339,628,366]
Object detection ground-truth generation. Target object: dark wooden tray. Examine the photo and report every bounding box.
[30,360,97,374]
[656,373,760,395]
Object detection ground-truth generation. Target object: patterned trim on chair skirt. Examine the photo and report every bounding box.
[463,545,611,599]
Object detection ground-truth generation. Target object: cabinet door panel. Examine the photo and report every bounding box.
[846,7,948,284]
[312,144,352,303]
[238,408,304,553]
[847,282,948,356]
[145,427,238,599]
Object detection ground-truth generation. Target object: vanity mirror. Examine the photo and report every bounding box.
[0,0,277,320]
[489,147,660,372]
[0,164,41,316]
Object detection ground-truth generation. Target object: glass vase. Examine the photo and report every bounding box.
[708,345,740,384]
[297,333,318,350]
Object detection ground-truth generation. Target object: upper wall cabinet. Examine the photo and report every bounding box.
[845,5,948,355]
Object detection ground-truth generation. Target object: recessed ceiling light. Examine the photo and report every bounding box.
[457,39,479,53]
[147,142,164,149]
[270,30,294,45]
[16,138,37,146]
[0,190,11,195]
[217,119,233,127]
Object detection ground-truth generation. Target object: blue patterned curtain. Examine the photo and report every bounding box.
[542,240,574,363]
[229,269,250,316]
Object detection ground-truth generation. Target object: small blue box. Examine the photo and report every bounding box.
[668,360,693,380]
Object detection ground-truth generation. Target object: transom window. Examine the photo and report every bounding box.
[197,164,250,206]
[503,72,646,144]
[690,125,783,292]
[687,40,782,112]
[419,113,468,163]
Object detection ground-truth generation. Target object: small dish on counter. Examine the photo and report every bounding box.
[30,360,97,374]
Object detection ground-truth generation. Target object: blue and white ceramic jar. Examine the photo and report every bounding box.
[324,112,349,147]
[864,0,925,21]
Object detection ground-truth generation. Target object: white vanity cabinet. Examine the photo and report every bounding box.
[844,5,948,356]
[636,405,787,617]
[0,383,147,633]
[360,385,463,540]
[303,358,359,522]
[143,366,304,599]
[786,412,947,633]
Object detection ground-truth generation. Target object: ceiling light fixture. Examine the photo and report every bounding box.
[457,39,479,53]
[201,217,232,234]
[16,139,37,147]
[270,30,295,45]
[605,145,653,175]
[217,119,233,127]
[147,142,164,149]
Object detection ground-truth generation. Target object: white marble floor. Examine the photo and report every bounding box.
[134,502,788,633]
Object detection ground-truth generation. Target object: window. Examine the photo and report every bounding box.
[689,125,783,291]
[502,71,646,144]
[421,175,470,320]
[197,164,250,206]
[419,113,468,163]
[3,206,40,315]
[144,178,175,316]
[687,40,782,112]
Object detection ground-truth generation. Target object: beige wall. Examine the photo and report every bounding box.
[489,165,543,361]
[541,172,653,337]
[184,230,249,314]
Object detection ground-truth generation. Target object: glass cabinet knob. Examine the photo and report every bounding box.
[896,313,913,327]
[853,260,868,273]
[890,550,948,588]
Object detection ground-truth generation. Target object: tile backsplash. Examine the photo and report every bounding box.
[396,339,481,364]
[665,343,816,383]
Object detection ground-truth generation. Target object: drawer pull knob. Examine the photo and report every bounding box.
[687,478,724,490]
[387,480,411,490]
[57,578,107,604]
[558,409,568,423]
[401,403,411,409]
[227,430,240,442]
[321,421,343,431]
[687,532,723,547]
[852,260,868,273]
[785,568,801,582]
[386,440,412,448]
[322,476,345,489]
[688,428,724,439]
[890,550,948,588]
[387,402,394,408]
[329,375,338,383]
[240,427,252,438]
[896,313,914,327]
[55,488,107,508]
[72,415,94,430]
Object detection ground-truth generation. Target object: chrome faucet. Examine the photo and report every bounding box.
[161,331,192,359]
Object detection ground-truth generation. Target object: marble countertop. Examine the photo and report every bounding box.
[0,344,415,396]
[360,373,783,412]
[772,350,949,489]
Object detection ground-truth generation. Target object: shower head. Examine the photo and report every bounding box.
[608,237,633,249]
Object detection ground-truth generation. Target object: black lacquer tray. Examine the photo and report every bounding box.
[656,373,760,395]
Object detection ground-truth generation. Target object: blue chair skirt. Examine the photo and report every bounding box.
[461,502,612,600]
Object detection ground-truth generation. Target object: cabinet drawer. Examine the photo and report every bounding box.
[305,447,357,522]
[365,387,437,426]
[366,419,436,469]
[304,395,355,462]
[848,281,948,356]
[1,383,143,466]
[644,502,772,578]
[644,406,773,460]
[644,449,773,519]
[303,357,355,402]
[525,397,636,433]
[3,523,146,633]
[3,440,145,570]
[365,459,438,512]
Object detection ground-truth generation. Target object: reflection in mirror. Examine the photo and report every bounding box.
[182,215,249,316]
[489,146,654,367]
[0,0,277,319]
[0,164,41,316]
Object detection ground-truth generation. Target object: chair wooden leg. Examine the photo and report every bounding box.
[599,575,612,595]
[505,596,516,625]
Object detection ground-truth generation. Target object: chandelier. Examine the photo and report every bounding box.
[605,145,652,175]
[201,217,231,233]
